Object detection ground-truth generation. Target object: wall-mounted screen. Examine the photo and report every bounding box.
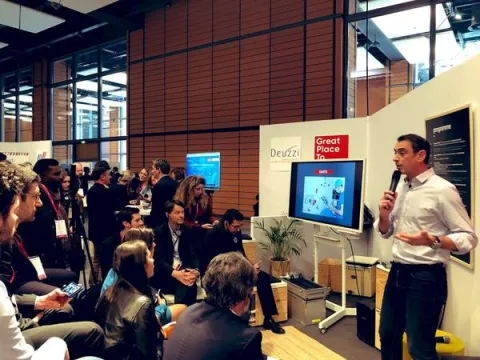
[289,160,365,233]
[186,152,221,190]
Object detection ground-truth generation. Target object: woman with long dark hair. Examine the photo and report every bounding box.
[174,175,217,229]
[96,240,163,360]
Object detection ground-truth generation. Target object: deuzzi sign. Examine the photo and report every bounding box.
[270,136,301,171]
[314,135,349,159]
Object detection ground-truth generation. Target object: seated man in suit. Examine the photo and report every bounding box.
[152,200,199,306]
[203,209,285,334]
[164,252,266,360]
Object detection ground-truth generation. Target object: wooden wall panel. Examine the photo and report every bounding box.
[165,134,187,169]
[129,63,144,135]
[145,10,165,58]
[270,27,304,124]
[213,0,240,41]
[145,58,165,133]
[165,54,187,132]
[188,0,213,47]
[240,35,269,127]
[165,1,188,53]
[145,136,166,164]
[128,29,144,62]
[306,20,334,121]
[213,42,239,129]
[241,0,270,35]
[271,0,304,28]
[188,48,212,131]
[128,137,144,170]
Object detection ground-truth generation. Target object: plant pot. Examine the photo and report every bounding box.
[269,258,290,278]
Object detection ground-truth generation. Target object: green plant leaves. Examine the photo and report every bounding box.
[253,215,306,261]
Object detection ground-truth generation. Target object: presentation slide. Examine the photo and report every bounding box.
[289,161,364,231]
[186,152,221,190]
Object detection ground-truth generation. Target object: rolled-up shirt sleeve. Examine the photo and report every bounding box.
[440,186,478,255]
[374,213,395,239]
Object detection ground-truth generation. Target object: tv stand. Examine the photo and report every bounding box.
[313,225,357,333]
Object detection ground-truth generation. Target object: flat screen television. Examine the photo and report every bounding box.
[186,152,221,190]
[288,160,366,233]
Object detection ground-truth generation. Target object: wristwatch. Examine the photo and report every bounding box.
[430,235,442,249]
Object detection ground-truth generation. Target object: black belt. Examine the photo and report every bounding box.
[391,261,445,271]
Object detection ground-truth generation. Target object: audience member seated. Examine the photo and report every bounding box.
[0,162,104,360]
[164,252,264,360]
[9,166,77,296]
[152,200,199,306]
[96,240,164,360]
[17,159,70,269]
[170,167,185,183]
[87,165,116,283]
[99,207,144,276]
[130,168,152,204]
[101,227,186,325]
[175,175,217,230]
[150,159,178,228]
[203,209,284,334]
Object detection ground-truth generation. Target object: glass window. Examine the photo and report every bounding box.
[77,49,99,79]
[3,95,16,142]
[101,40,127,72]
[53,85,73,141]
[19,69,33,92]
[53,57,73,84]
[76,78,99,140]
[101,72,127,137]
[101,140,127,170]
[53,145,73,166]
[4,73,17,97]
[19,92,32,141]
[353,0,415,14]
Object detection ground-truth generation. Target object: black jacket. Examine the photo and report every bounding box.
[202,222,246,275]
[17,184,68,268]
[96,281,163,360]
[109,184,129,211]
[149,177,178,227]
[164,301,264,360]
[152,223,198,290]
[87,183,116,244]
[99,232,122,277]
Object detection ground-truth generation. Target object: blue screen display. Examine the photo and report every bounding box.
[289,161,364,231]
[186,152,221,190]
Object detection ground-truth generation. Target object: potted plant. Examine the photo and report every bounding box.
[253,216,306,278]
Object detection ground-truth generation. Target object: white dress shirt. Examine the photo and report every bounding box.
[375,168,477,265]
[0,281,67,360]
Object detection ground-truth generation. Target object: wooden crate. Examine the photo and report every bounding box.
[375,265,390,350]
[243,240,257,263]
[251,281,288,327]
[319,259,376,297]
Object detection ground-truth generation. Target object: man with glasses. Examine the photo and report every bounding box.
[203,209,285,334]
[17,159,71,270]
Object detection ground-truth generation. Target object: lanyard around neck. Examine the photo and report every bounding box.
[39,183,61,218]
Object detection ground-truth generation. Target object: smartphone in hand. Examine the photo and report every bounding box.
[61,282,83,298]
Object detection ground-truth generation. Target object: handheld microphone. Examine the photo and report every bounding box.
[389,170,402,193]
[435,335,451,344]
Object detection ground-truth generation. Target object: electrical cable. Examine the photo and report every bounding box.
[329,227,361,296]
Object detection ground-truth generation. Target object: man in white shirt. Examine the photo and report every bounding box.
[375,134,477,360]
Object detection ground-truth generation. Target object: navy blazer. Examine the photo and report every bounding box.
[152,223,199,290]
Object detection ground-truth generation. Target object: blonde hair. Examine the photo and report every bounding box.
[175,175,208,210]
[120,170,134,182]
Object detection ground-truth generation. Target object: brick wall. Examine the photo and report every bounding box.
[127,0,344,216]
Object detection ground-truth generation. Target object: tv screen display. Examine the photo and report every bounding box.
[289,160,365,232]
[186,152,221,190]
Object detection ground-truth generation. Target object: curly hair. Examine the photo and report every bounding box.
[0,162,32,219]
[175,175,208,210]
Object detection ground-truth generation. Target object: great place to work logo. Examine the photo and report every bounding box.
[269,137,301,171]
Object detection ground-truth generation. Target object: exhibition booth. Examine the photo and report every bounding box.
[252,53,480,355]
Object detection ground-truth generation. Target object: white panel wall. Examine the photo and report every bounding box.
[367,55,480,354]
[257,119,369,280]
